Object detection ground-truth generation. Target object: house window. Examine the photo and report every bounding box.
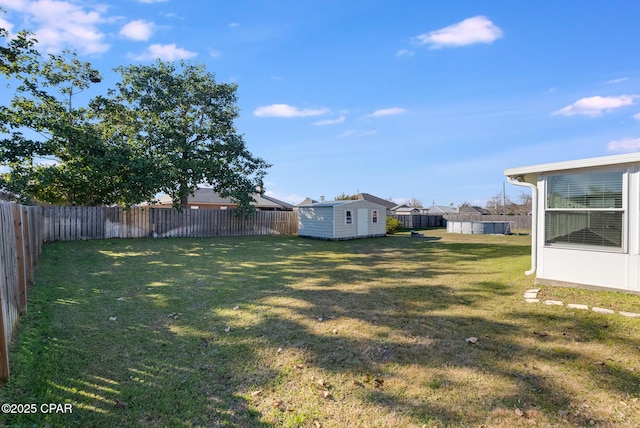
[345,210,352,224]
[372,210,378,223]
[545,170,624,249]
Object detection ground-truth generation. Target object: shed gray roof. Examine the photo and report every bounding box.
[302,199,386,209]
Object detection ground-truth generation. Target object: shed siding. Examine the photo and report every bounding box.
[333,200,385,239]
[298,206,334,239]
[298,200,386,240]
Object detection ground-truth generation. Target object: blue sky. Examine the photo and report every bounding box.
[1,0,640,206]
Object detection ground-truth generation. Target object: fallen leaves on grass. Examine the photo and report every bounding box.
[316,379,329,388]
[115,399,129,409]
[534,331,549,337]
[200,337,215,347]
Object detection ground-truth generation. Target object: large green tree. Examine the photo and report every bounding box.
[96,60,270,212]
[0,44,160,206]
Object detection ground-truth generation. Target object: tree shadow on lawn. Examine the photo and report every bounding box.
[5,234,637,426]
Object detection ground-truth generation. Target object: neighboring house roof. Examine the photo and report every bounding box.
[390,204,409,211]
[258,194,295,210]
[296,197,318,206]
[425,205,457,214]
[458,205,491,215]
[355,193,396,210]
[153,188,293,210]
[393,206,420,213]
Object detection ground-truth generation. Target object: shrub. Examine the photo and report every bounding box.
[386,216,403,234]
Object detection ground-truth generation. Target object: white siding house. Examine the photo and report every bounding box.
[505,152,640,294]
[298,200,387,240]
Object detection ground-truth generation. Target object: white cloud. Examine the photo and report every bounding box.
[0,16,14,33]
[414,16,503,49]
[396,49,415,58]
[368,107,406,118]
[137,0,168,3]
[120,20,154,41]
[228,22,240,28]
[0,0,110,54]
[253,104,329,118]
[313,115,345,126]
[553,95,636,117]
[339,129,377,138]
[607,77,628,84]
[607,137,640,152]
[633,112,640,121]
[132,43,198,61]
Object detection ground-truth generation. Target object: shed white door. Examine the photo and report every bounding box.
[357,208,368,236]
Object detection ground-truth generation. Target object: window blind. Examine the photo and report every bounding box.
[547,171,622,209]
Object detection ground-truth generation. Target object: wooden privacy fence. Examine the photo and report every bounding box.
[0,203,43,380]
[388,214,445,229]
[42,206,299,241]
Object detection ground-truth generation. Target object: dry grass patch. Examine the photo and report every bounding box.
[1,229,639,427]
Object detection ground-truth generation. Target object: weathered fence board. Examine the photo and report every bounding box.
[0,203,42,380]
[42,207,299,241]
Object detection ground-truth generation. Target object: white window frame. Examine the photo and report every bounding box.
[345,210,352,225]
[543,168,627,253]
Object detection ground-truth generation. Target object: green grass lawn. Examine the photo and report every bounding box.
[1,229,639,427]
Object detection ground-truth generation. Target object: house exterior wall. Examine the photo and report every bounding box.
[298,200,386,240]
[529,162,640,293]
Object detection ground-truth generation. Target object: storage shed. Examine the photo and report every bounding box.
[298,200,387,240]
[505,152,640,294]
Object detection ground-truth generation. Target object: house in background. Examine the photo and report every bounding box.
[505,152,640,294]
[355,193,396,212]
[152,188,294,211]
[390,205,430,215]
[426,205,458,215]
[298,199,387,240]
[457,205,491,215]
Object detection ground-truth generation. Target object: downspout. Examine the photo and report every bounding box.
[507,176,538,276]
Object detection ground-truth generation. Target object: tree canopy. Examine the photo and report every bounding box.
[94,60,270,212]
[1,22,269,211]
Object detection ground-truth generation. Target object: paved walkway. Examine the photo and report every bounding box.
[524,289,640,318]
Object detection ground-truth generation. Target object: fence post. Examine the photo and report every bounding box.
[11,205,27,314]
